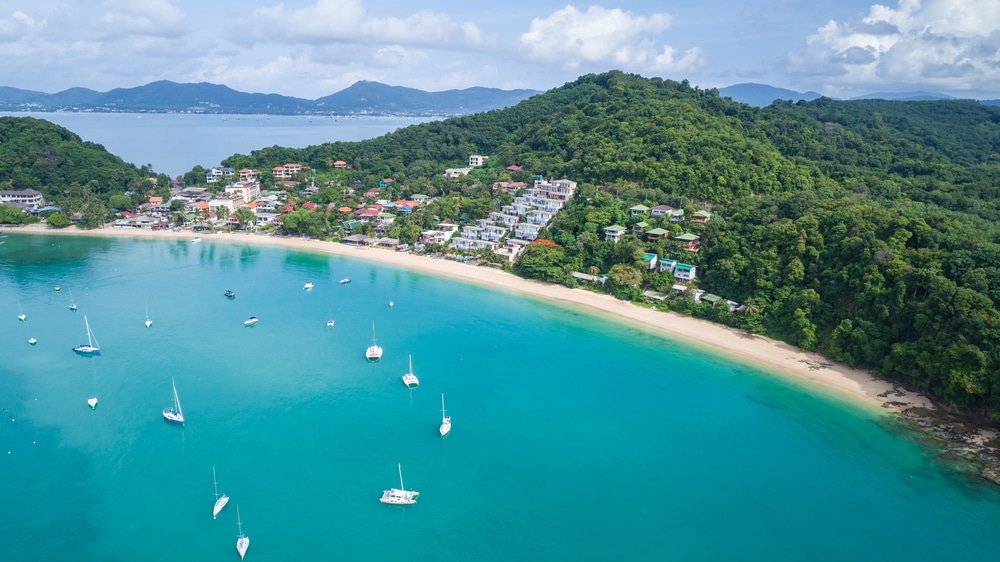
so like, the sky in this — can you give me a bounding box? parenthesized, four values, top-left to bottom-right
(2, 0, 999, 99)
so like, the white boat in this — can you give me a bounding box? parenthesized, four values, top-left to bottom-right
(144, 301, 153, 328)
(87, 397, 98, 409)
(388, 300, 395, 308)
(68, 289, 77, 311)
(439, 394, 451, 437)
(212, 466, 230, 519)
(162, 378, 184, 425)
(235, 505, 250, 560)
(402, 355, 419, 388)
(28, 337, 37, 345)
(339, 277, 351, 284)
(303, 281, 314, 290)
(17, 302, 25, 322)
(379, 463, 419, 505)
(191, 237, 201, 243)
(244, 316, 258, 327)
(73, 315, 101, 355)
(365, 321, 383, 361)
(326, 319, 335, 328)
(54, 286, 61, 292)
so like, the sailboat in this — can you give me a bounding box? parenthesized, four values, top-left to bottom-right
(87, 397, 98, 409)
(17, 302, 25, 322)
(144, 302, 153, 328)
(162, 378, 184, 425)
(439, 394, 452, 437)
(212, 466, 230, 519)
(68, 289, 77, 311)
(235, 505, 250, 560)
(402, 355, 419, 388)
(365, 321, 383, 361)
(379, 462, 419, 505)
(73, 315, 101, 355)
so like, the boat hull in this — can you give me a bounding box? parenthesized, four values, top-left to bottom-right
(162, 409, 184, 425)
(214, 496, 229, 519)
(73, 345, 101, 355)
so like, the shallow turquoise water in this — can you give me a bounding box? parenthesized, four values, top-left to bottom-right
(2, 233, 999, 561)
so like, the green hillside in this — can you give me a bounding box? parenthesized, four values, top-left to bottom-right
(0, 117, 156, 226)
(221, 72, 1000, 416)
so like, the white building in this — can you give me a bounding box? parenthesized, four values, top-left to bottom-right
(0, 189, 43, 210)
(468, 154, 489, 167)
(224, 181, 260, 203)
(444, 167, 473, 179)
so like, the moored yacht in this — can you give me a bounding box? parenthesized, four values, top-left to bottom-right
(402, 355, 419, 388)
(162, 378, 184, 425)
(244, 316, 258, 327)
(304, 281, 314, 290)
(365, 321, 383, 361)
(380, 463, 419, 505)
(439, 394, 451, 437)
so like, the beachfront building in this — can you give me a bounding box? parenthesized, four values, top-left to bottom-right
(0, 189, 44, 210)
(225, 181, 260, 203)
(513, 222, 543, 241)
(444, 167, 473, 179)
(112, 215, 169, 230)
(206, 166, 234, 183)
(604, 224, 626, 242)
(272, 163, 305, 179)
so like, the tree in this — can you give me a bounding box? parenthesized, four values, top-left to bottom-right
(46, 212, 71, 228)
(514, 241, 566, 282)
(607, 264, 643, 300)
(0, 204, 25, 224)
(233, 208, 256, 230)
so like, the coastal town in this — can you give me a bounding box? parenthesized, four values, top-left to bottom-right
(1, 153, 741, 311)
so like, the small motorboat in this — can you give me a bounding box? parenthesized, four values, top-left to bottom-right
(244, 316, 259, 327)
(224, 290, 236, 298)
(388, 300, 395, 308)
(326, 319, 335, 328)
(28, 337, 37, 345)
(191, 237, 201, 243)
(339, 278, 351, 284)
(304, 281, 314, 290)
(54, 286, 61, 292)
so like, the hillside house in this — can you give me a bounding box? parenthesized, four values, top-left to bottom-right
(333, 160, 349, 169)
(469, 155, 488, 167)
(645, 228, 669, 242)
(651, 205, 674, 218)
(604, 224, 626, 242)
(629, 204, 650, 217)
(272, 163, 304, 179)
(675, 232, 701, 252)
(691, 210, 713, 223)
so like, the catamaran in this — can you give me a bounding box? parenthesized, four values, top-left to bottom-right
(439, 394, 451, 437)
(402, 355, 419, 388)
(212, 466, 230, 519)
(144, 301, 153, 328)
(87, 397, 98, 409)
(235, 506, 250, 560)
(162, 378, 184, 425)
(365, 321, 383, 361)
(73, 315, 101, 355)
(380, 463, 419, 505)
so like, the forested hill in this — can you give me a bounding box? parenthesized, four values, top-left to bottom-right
(0, 117, 152, 226)
(224, 71, 999, 417)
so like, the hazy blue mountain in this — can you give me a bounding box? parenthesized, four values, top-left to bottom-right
(0, 80, 539, 116)
(313, 80, 538, 114)
(851, 91, 955, 101)
(718, 83, 822, 107)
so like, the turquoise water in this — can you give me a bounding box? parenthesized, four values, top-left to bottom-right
(2, 233, 1000, 561)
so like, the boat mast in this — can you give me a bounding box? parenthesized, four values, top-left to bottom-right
(84, 315, 93, 347)
(172, 378, 183, 418)
(397, 462, 405, 490)
(371, 321, 377, 345)
(408, 355, 413, 375)
(441, 394, 446, 420)
(213, 466, 220, 500)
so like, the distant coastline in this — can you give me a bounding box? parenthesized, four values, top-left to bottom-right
(9, 223, 933, 414)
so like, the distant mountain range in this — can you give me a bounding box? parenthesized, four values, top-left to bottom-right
(718, 82, 999, 107)
(0, 80, 540, 116)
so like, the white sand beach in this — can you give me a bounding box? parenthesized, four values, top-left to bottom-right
(12, 224, 932, 412)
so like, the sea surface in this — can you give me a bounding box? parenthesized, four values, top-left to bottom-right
(0, 112, 434, 177)
(2, 233, 1000, 561)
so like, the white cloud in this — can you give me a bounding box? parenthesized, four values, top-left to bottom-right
(518, 5, 701, 73)
(233, 0, 483, 50)
(0, 11, 44, 42)
(99, 0, 186, 39)
(789, 0, 1000, 94)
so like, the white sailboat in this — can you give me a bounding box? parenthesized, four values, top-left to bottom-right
(439, 394, 451, 437)
(402, 355, 419, 388)
(28, 337, 37, 345)
(73, 315, 101, 355)
(244, 316, 258, 327)
(17, 302, 26, 322)
(212, 466, 230, 519)
(380, 462, 419, 505)
(365, 321, 383, 361)
(235, 505, 250, 560)
(162, 378, 184, 425)
(68, 289, 77, 311)
(144, 301, 153, 328)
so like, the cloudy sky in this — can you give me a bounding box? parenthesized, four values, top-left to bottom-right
(2, 0, 998, 99)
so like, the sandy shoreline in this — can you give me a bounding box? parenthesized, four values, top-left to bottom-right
(8, 224, 933, 413)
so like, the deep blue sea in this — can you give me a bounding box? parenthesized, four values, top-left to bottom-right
(2, 233, 1000, 561)
(0, 112, 432, 177)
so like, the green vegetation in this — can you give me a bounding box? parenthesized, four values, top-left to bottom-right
(6, 72, 999, 418)
(0, 116, 160, 222)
